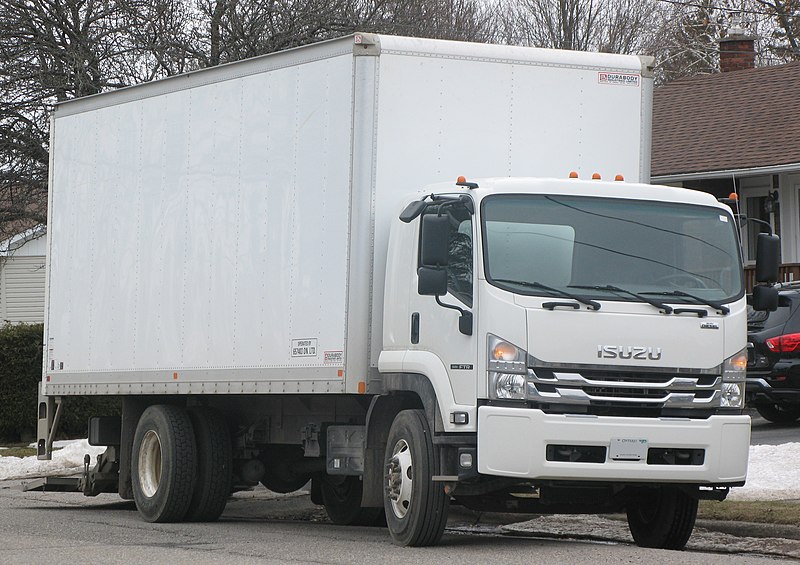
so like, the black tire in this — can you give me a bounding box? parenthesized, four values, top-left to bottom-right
(131, 405, 197, 523)
(756, 403, 800, 424)
(383, 409, 449, 546)
(260, 445, 311, 494)
(320, 475, 385, 526)
(626, 486, 698, 550)
(185, 407, 232, 522)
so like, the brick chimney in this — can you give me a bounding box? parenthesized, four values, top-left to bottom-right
(719, 27, 756, 72)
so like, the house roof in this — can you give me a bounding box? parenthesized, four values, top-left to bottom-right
(652, 61, 800, 178)
(0, 224, 46, 256)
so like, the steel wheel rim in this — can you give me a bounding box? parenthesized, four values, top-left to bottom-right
(138, 430, 163, 498)
(387, 439, 413, 519)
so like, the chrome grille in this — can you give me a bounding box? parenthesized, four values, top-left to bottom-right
(527, 367, 722, 409)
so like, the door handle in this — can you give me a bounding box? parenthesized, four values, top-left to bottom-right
(411, 312, 420, 344)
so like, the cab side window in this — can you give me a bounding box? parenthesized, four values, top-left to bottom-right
(447, 218, 473, 306)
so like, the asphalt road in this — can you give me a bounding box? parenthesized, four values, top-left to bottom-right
(0, 480, 795, 565)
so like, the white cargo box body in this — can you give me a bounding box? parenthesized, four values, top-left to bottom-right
(44, 34, 653, 396)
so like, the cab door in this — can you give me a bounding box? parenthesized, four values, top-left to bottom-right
(409, 204, 478, 407)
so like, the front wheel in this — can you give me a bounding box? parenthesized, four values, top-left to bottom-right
(626, 486, 697, 550)
(383, 409, 449, 546)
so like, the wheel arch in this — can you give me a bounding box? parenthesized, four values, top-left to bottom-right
(361, 374, 442, 507)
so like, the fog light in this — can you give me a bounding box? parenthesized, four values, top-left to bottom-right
(721, 382, 743, 408)
(459, 452, 473, 469)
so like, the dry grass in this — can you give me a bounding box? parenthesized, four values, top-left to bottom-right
(700, 500, 800, 525)
(0, 446, 38, 458)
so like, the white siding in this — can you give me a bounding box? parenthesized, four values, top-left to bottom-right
(0, 255, 46, 324)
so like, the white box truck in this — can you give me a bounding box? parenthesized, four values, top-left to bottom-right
(31, 33, 780, 549)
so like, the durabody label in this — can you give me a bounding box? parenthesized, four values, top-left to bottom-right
(598, 72, 640, 87)
(324, 350, 343, 364)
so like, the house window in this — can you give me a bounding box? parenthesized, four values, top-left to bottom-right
(744, 193, 780, 262)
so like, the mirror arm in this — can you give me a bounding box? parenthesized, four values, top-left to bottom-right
(435, 296, 473, 336)
(745, 217, 774, 236)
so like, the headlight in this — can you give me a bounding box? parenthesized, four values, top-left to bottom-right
(720, 382, 743, 408)
(493, 373, 527, 399)
(718, 348, 747, 408)
(488, 335, 528, 400)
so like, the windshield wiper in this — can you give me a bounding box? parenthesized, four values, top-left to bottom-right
(642, 290, 730, 315)
(493, 279, 601, 310)
(569, 284, 673, 314)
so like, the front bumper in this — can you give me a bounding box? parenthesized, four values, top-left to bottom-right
(477, 406, 750, 484)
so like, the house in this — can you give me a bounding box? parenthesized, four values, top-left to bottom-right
(651, 32, 800, 288)
(0, 225, 47, 324)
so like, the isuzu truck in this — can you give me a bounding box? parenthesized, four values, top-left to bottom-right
(31, 33, 779, 549)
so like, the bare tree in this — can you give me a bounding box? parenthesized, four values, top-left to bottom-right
(649, 0, 727, 83)
(0, 0, 132, 240)
(752, 0, 800, 61)
(499, 0, 659, 54)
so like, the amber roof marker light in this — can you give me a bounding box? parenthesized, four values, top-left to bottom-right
(456, 176, 479, 189)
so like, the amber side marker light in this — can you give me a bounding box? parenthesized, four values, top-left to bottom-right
(614, 174, 624, 181)
(568, 171, 579, 179)
(591, 173, 601, 180)
(492, 341, 519, 361)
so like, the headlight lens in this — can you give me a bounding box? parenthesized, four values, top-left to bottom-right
(488, 335, 528, 400)
(493, 373, 527, 399)
(720, 382, 743, 408)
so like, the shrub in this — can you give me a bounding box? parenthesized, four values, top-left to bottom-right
(0, 323, 118, 442)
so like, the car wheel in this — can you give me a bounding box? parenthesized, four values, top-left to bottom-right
(756, 403, 800, 423)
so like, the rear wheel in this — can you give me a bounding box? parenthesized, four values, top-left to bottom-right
(383, 409, 449, 546)
(626, 486, 697, 550)
(131, 405, 196, 523)
(185, 407, 232, 522)
(756, 403, 800, 423)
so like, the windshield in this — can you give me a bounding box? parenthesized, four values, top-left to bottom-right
(481, 194, 743, 303)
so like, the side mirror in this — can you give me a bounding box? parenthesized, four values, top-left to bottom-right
(752, 284, 779, 312)
(459, 311, 473, 336)
(418, 266, 447, 296)
(420, 214, 450, 267)
(755, 233, 780, 283)
(399, 200, 428, 223)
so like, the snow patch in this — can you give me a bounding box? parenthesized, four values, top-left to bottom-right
(728, 442, 800, 500)
(0, 440, 105, 481)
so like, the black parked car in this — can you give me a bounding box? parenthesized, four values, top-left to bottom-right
(747, 283, 800, 423)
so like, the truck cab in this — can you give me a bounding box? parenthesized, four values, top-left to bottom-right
(376, 176, 752, 548)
